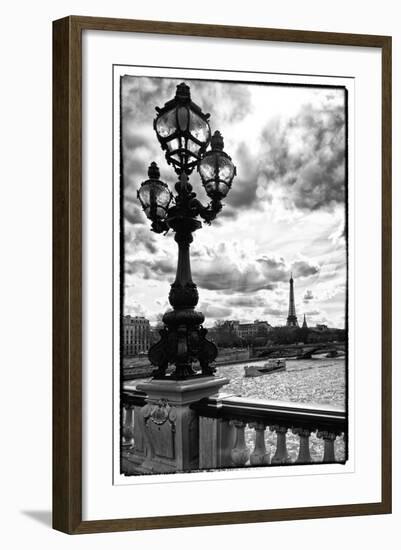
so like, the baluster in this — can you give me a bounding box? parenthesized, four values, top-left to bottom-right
(317, 431, 337, 462)
(292, 428, 312, 463)
(270, 425, 290, 464)
(122, 405, 135, 448)
(249, 422, 270, 465)
(230, 420, 250, 467)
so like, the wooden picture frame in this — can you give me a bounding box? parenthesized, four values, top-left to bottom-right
(53, 15, 392, 534)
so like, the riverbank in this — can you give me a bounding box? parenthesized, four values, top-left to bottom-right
(122, 350, 259, 380)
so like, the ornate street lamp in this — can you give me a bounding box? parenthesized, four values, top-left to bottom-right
(137, 82, 237, 379)
(154, 82, 211, 175)
(198, 130, 237, 201)
(137, 161, 172, 233)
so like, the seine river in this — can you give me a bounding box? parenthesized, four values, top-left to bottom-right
(217, 356, 346, 408)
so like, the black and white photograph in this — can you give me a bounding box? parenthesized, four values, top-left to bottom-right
(0, 1, 394, 545)
(120, 73, 348, 476)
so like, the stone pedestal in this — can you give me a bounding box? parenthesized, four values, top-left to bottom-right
(135, 376, 228, 474)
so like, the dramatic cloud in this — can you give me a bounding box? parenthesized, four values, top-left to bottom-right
(223, 142, 259, 214)
(124, 302, 146, 317)
(187, 243, 317, 293)
(292, 260, 320, 278)
(303, 290, 314, 302)
(121, 77, 253, 216)
(263, 306, 284, 317)
(125, 226, 160, 256)
(304, 309, 321, 317)
(259, 97, 346, 212)
(125, 230, 322, 303)
(329, 221, 346, 246)
(192, 244, 282, 292)
(124, 198, 147, 226)
(199, 302, 233, 319)
(122, 78, 345, 219)
(122, 77, 176, 125)
(122, 76, 252, 128)
(189, 80, 252, 126)
(225, 295, 267, 308)
(256, 256, 288, 282)
(126, 255, 176, 279)
(317, 283, 346, 303)
(121, 77, 347, 328)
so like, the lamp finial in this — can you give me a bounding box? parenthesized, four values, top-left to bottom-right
(175, 82, 191, 102)
(211, 130, 224, 151)
(148, 161, 160, 179)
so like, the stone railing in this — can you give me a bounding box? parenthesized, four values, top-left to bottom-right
(121, 387, 347, 474)
(192, 394, 347, 469)
(121, 389, 147, 474)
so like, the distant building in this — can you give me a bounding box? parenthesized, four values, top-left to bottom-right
(123, 315, 150, 356)
(208, 319, 273, 346)
(302, 314, 308, 329)
(235, 320, 273, 339)
(223, 320, 240, 332)
(286, 273, 299, 327)
(314, 324, 328, 332)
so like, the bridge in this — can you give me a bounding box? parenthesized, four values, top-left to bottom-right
(255, 342, 346, 360)
(122, 387, 347, 474)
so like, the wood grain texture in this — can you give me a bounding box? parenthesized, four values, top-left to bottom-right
(52, 16, 82, 534)
(67, 15, 390, 46)
(381, 36, 392, 514)
(52, 16, 392, 534)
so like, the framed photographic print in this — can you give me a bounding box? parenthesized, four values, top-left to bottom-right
(53, 16, 392, 534)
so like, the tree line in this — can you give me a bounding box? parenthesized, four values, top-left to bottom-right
(208, 321, 346, 349)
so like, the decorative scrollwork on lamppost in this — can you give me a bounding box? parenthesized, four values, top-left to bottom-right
(137, 82, 237, 380)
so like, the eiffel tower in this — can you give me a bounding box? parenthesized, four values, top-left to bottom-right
(286, 273, 299, 327)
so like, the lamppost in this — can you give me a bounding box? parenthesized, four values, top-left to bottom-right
(137, 82, 236, 380)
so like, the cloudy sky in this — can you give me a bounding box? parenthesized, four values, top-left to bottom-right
(121, 75, 347, 329)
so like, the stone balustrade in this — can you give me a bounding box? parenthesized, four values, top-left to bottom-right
(192, 394, 347, 468)
(121, 389, 147, 473)
(121, 386, 347, 474)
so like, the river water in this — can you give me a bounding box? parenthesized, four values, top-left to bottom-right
(217, 356, 346, 408)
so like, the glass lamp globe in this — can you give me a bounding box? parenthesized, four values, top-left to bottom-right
(137, 162, 172, 221)
(154, 82, 211, 175)
(198, 131, 236, 200)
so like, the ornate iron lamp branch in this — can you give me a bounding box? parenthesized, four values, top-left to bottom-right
(137, 83, 236, 379)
